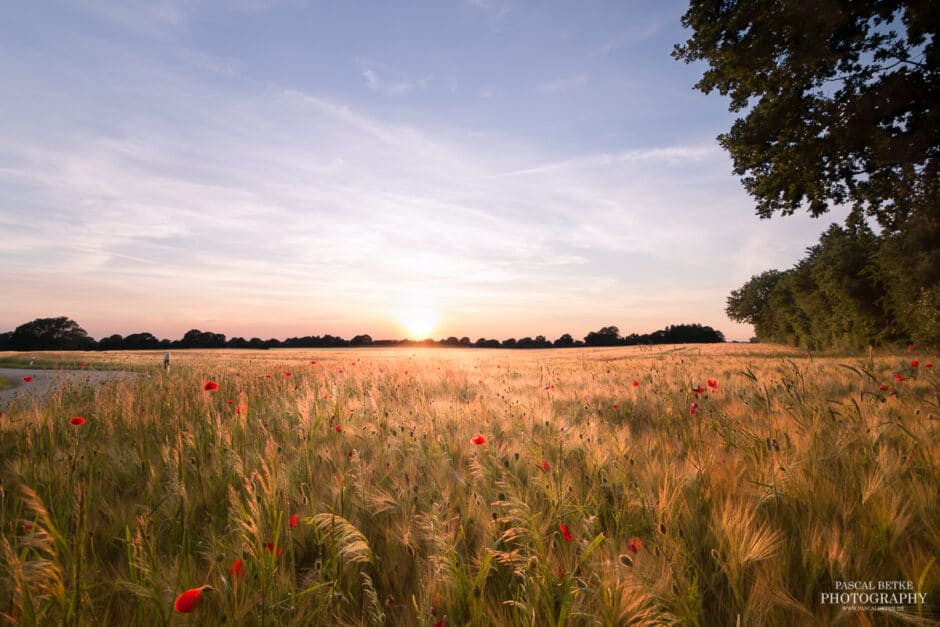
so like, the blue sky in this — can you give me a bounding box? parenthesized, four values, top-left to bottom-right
(1, 0, 847, 342)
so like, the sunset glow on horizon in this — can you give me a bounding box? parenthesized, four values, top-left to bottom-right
(397, 308, 440, 340)
(0, 1, 851, 343)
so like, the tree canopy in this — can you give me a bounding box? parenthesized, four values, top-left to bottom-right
(674, 0, 938, 230)
(724, 220, 923, 348)
(9, 316, 96, 351)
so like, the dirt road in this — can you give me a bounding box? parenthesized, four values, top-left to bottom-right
(0, 368, 134, 410)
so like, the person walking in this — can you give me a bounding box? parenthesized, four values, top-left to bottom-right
(163, 352, 170, 371)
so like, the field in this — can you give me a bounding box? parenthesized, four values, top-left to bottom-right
(1, 345, 938, 626)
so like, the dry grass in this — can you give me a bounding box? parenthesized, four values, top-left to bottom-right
(0, 344, 937, 625)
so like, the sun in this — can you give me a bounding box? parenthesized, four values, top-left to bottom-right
(398, 307, 439, 339)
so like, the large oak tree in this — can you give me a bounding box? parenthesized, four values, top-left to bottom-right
(674, 0, 938, 230)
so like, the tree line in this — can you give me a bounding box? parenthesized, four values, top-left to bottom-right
(726, 216, 938, 350)
(0, 317, 725, 351)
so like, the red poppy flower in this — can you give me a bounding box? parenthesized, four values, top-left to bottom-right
(289, 514, 299, 528)
(174, 587, 207, 613)
(560, 523, 572, 542)
(203, 381, 219, 391)
(926, 363, 933, 369)
(334, 424, 342, 433)
(434, 619, 445, 627)
(69, 416, 86, 426)
(265, 542, 281, 557)
(707, 379, 718, 390)
(693, 386, 705, 396)
(540, 459, 551, 471)
(895, 374, 904, 382)
(878, 384, 889, 391)
(471, 433, 487, 445)
(627, 536, 643, 554)
(690, 402, 699, 416)
(611, 404, 618, 410)
(24, 523, 33, 533)
(80, 362, 86, 369)
(911, 360, 919, 367)
(22, 376, 32, 383)
(284, 372, 291, 378)
(235, 404, 248, 415)
(542, 384, 554, 390)
(632, 380, 639, 387)
(310, 360, 317, 365)
(229, 558, 244, 580)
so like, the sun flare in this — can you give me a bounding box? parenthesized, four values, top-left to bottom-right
(398, 308, 439, 339)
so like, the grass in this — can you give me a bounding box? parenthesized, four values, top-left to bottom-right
(0, 375, 14, 392)
(0, 345, 937, 625)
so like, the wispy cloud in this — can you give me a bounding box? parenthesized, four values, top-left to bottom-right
(77, 0, 308, 29)
(589, 13, 671, 57)
(359, 61, 433, 96)
(175, 48, 245, 78)
(464, 0, 513, 19)
(74, 0, 190, 32)
(494, 143, 720, 178)
(362, 68, 413, 95)
(537, 74, 589, 93)
(281, 89, 407, 144)
(232, 0, 311, 14)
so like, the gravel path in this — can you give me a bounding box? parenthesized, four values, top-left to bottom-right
(0, 368, 135, 410)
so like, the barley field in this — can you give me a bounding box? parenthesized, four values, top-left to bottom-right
(1, 345, 937, 626)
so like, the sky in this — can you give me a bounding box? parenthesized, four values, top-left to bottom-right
(0, 0, 849, 343)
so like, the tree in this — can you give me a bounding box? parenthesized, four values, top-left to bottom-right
(876, 207, 940, 342)
(659, 323, 726, 343)
(123, 332, 161, 349)
(180, 329, 226, 348)
(350, 334, 373, 346)
(10, 316, 96, 350)
(805, 221, 889, 346)
(98, 334, 124, 350)
(584, 326, 621, 346)
(726, 270, 786, 328)
(553, 333, 575, 347)
(726, 220, 909, 348)
(674, 0, 939, 231)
